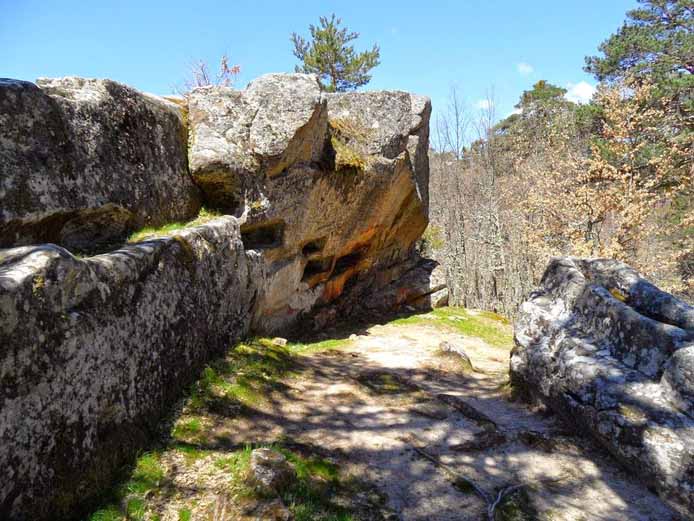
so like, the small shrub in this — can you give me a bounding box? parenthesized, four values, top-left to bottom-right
(329, 117, 372, 173)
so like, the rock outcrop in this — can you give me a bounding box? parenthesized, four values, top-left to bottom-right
(188, 74, 431, 332)
(0, 77, 201, 251)
(0, 73, 433, 520)
(510, 257, 694, 515)
(0, 217, 261, 520)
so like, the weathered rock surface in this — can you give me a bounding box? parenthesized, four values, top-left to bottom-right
(510, 257, 694, 515)
(0, 216, 262, 520)
(187, 74, 327, 211)
(0, 77, 201, 251)
(188, 73, 432, 332)
(0, 72, 435, 520)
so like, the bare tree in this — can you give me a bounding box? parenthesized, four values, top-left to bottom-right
(434, 85, 470, 159)
(428, 87, 543, 316)
(175, 54, 240, 96)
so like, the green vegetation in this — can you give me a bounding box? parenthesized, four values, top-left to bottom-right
(287, 337, 353, 355)
(88, 452, 165, 521)
(391, 307, 513, 348)
(291, 14, 380, 92)
(517, 79, 568, 107)
(215, 442, 356, 518)
(177, 336, 355, 417)
(171, 417, 204, 442)
(87, 328, 381, 520)
(89, 507, 122, 521)
(328, 117, 372, 173)
(127, 207, 223, 243)
(279, 449, 356, 521)
(585, 0, 693, 88)
(182, 339, 297, 413)
(90, 442, 376, 521)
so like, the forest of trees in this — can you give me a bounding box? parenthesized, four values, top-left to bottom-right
(427, 0, 693, 316)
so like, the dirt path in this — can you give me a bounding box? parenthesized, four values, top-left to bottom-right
(90, 309, 683, 521)
(214, 310, 680, 520)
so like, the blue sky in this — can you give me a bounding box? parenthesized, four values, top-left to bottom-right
(2, 0, 637, 123)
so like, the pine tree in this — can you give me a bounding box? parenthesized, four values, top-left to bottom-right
(291, 14, 380, 92)
(585, 0, 693, 82)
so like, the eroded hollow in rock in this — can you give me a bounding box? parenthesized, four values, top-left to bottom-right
(241, 220, 285, 250)
(192, 167, 243, 215)
(333, 248, 367, 276)
(0, 203, 136, 254)
(301, 237, 327, 256)
(302, 256, 334, 283)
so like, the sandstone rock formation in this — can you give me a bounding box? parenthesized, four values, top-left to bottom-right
(510, 257, 694, 515)
(0, 73, 433, 520)
(0, 77, 201, 251)
(188, 73, 431, 332)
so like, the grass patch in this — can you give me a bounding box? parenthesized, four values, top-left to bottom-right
(280, 449, 377, 521)
(356, 370, 418, 396)
(87, 337, 386, 520)
(180, 336, 355, 416)
(88, 452, 165, 521)
(277, 446, 361, 521)
(391, 307, 512, 348)
(88, 507, 122, 521)
(172, 443, 210, 464)
(214, 444, 256, 498)
(213, 443, 358, 520)
(128, 207, 223, 243)
(125, 452, 165, 495)
(171, 417, 205, 442)
(214, 443, 383, 519)
(186, 338, 297, 412)
(287, 337, 353, 355)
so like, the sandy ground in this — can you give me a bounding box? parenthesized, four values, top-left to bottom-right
(207, 313, 683, 521)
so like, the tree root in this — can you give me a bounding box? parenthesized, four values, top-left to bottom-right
(401, 433, 565, 520)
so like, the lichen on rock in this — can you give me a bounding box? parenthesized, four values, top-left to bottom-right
(0, 72, 438, 521)
(510, 257, 694, 516)
(0, 77, 201, 252)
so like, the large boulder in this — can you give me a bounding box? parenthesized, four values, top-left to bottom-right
(510, 257, 694, 515)
(0, 77, 201, 251)
(187, 73, 327, 211)
(188, 73, 431, 332)
(0, 217, 262, 520)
